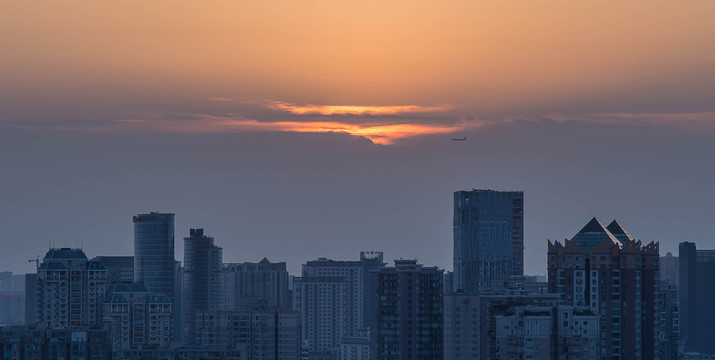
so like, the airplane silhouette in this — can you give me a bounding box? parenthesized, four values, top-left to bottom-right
(452, 137, 467, 141)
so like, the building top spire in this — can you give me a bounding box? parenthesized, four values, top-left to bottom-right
(570, 217, 622, 249)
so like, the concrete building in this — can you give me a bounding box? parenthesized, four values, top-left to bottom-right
(103, 283, 173, 350)
(294, 252, 385, 359)
(92, 255, 134, 289)
(680, 241, 715, 355)
(368, 259, 443, 360)
(655, 282, 680, 360)
(195, 309, 301, 359)
(183, 228, 224, 344)
(133, 212, 178, 341)
(453, 189, 524, 293)
(443, 292, 480, 360)
(340, 329, 370, 360)
(0, 272, 13, 292)
(24, 273, 37, 325)
(225, 258, 291, 311)
(35, 248, 107, 328)
(548, 218, 659, 360)
(293, 276, 348, 358)
(660, 252, 679, 287)
(0, 325, 112, 360)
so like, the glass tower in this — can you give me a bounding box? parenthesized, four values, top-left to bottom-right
(453, 189, 524, 294)
(133, 212, 176, 301)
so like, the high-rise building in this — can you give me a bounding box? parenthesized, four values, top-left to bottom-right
(660, 251, 679, 287)
(453, 189, 524, 293)
(655, 282, 679, 360)
(102, 283, 173, 350)
(368, 259, 443, 360)
(679, 241, 715, 355)
(294, 252, 385, 359)
(92, 255, 134, 289)
(224, 258, 291, 311)
(36, 248, 108, 328)
(294, 276, 348, 358)
(133, 212, 178, 341)
(548, 218, 659, 360)
(183, 228, 224, 344)
(24, 273, 37, 325)
(0, 271, 13, 292)
(195, 309, 301, 359)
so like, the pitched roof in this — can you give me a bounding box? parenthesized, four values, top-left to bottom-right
(570, 217, 622, 249)
(259, 257, 271, 264)
(606, 220, 635, 243)
(43, 248, 88, 261)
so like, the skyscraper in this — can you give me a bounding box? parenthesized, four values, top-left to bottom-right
(453, 189, 524, 293)
(679, 241, 715, 354)
(133, 212, 177, 341)
(36, 248, 107, 328)
(183, 228, 224, 344)
(224, 258, 291, 311)
(547, 218, 659, 360)
(368, 259, 444, 360)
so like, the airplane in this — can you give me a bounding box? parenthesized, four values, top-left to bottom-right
(452, 137, 467, 141)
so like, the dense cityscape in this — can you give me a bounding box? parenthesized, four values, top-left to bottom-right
(0, 189, 707, 359)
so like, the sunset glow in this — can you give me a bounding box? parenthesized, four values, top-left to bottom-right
(267, 102, 453, 116)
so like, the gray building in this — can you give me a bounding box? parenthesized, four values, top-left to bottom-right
(660, 251, 679, 287)
(368, 259, 443, 360)
(655, 282, 679, 360)
(24, 273, 37, 325)
(103, 283, 173, 350)
(183, 228, 224, 344)
(92, 255, 134, 288)
(548, 218, 659, 360)
(195, 309, 301, 359)
(225, 258, 291, 311)
(680, 241, 715, 355)
(133, 212, 178, 341)
(36, 248, 107, 328)
(0, 271, 13, 292)
(453, 189, 524, 293)
(0, 325, 112, 360)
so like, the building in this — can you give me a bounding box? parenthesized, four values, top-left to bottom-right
(183, 228, 225, 344)
(103, 283, 173, 350)
(548, 218, 659, 360)
(35, 248, 107, 328)
(92, 255, 134, 288)
(294, 252, 385, 359)
(660, 252, 679, 287)
(293, 276, 348, 358)
(0, 272, 13, 292)
(453, 189, 524, 293)
(133, 212, 178, 341)
(443, 292, 480, 360)
(368, 259, 443, 360)
(655, 282, 679, 360)
(24, 273, 37, 325)
(224, 258, 291, 311)
(340, 329, 370, 360)
(195, 309, 301, 359)
(0, 325, 112, 360)
(680, 241, 715, 355)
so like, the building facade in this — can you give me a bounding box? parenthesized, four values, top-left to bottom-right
(547, 218, 659, 360)
(660, 252, 679, 287)
(195, 309, 301, 359)
(183, 228, 225, 344)
(679, 241, 715, 355)
(133, 212, 178, 342)
(36, 248, 107, 328)
(368, 259, 443, 360)
(225, 258, 291, 311)
(102, 283, 173, 350)
(655, 282, 680, 360)
(453, 189, 524, 293)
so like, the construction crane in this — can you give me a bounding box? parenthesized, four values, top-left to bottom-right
(28, 255, 39, 271)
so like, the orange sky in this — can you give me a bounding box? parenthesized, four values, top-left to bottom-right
(1, 1, 714, 143)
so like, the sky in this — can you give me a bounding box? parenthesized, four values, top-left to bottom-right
(1, 1, 714, 275)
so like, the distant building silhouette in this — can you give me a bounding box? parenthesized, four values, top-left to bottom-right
(655, 282, 679, 360)
(133, 212, 178, 341)
(660, 251, 679, 287)
(679, 241, 715, 355)
(548, 218, 659, 360)
(453, 189, 524, 293)
(183, 228, 224, 344)
(368, 259, 443, 360)
(102, 283, 173, 350)
(224, 258, 291, 311)
(24, 273, 37, 325)
(36, 248, 107, 328)
(294, 252, 385, 359)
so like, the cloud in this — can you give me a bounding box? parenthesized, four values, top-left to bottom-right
(266, 101, 453, 116)
(548, 112, 715, 131)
